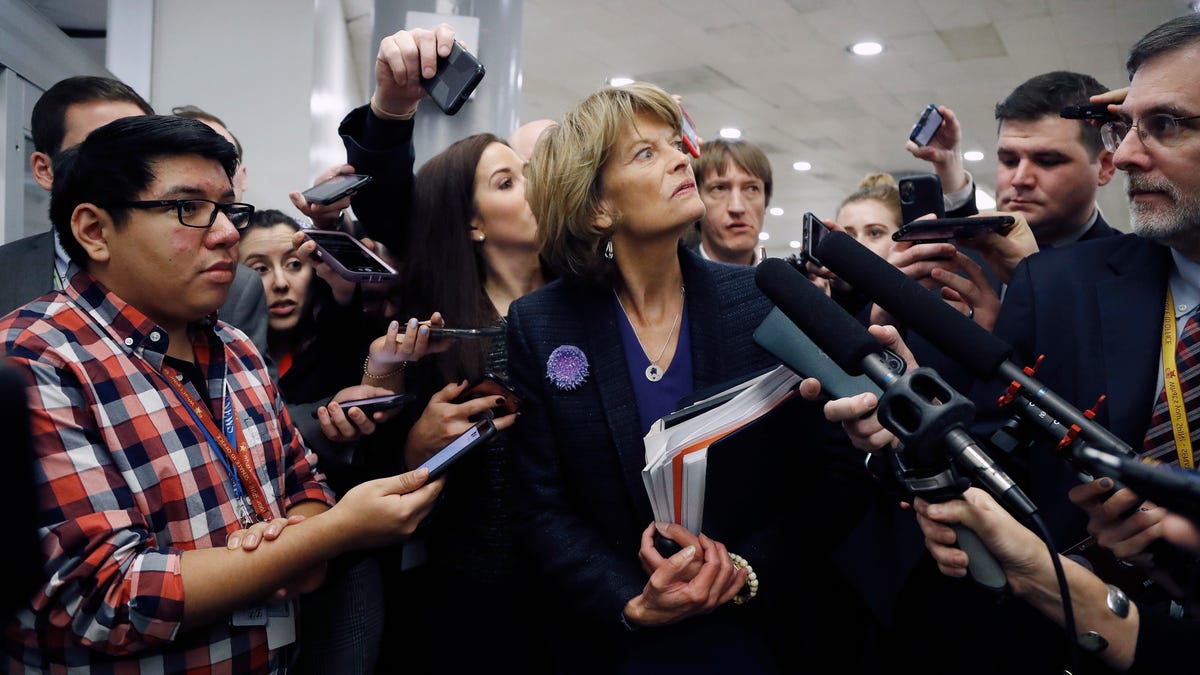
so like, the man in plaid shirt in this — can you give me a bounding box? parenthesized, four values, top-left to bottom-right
(0, 114, 442, 673)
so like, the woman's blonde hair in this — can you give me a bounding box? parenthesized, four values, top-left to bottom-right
(838, 172, 903, 228)
(526, 82, 681, 283)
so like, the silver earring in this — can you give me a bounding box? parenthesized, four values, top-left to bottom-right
(604, 240, 614, 260)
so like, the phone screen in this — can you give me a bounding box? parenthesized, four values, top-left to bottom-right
(306, 231, 394, 275)
(910, 105, 944, 146)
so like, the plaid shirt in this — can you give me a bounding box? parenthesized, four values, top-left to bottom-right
(0, 271, 335, 674)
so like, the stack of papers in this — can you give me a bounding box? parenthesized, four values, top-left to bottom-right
(642, 365, 802, 534)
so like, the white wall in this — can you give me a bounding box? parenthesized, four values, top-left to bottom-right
(150, 0, 317, 218)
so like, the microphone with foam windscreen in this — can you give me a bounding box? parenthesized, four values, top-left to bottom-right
(755, 258, 1038, 591)
(813, 230, 1139, 464)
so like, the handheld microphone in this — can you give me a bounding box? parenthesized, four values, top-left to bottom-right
(756, 258, 1034, 591)
(813, 230, 1139, 463)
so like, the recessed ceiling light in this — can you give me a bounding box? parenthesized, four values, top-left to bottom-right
(719, 127, 742, 139)
(793, 161, 812, 171)
(769, 207, 784, 216)
(976, 189, 997, 210)
(849, 41, 883, 56)
(758, 232, 770, 241)
(608, 76, 634, 86)
(788, 240, 801, 249)
(963, 150, 985, 162)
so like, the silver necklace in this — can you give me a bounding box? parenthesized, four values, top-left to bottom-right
(614, 284, 684, 382)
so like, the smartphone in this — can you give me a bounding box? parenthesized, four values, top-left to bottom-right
(800, 212, 834, 268)
(892, 215, 1016, 243)
(302, 229, 398, 283)
(680, 106, 701, 158)
(456, 374, 521, 415)
(418, 418, 497, 480)
(909, 104, 945, 147)
(421, 41, 486, 115)
(300, 174, 372, 206)
(898, 173, 946, 225)
(427, 326, 505, 340)
(1060, 103, 1117, 122)
(311, 392, 415, 418)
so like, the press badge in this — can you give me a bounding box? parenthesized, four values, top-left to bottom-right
(231, 600, 296, 648)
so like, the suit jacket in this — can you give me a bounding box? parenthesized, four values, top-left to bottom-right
(0, 231, 270, 361)
(338, 104, 416, 256)
(506, 248, 870, 672)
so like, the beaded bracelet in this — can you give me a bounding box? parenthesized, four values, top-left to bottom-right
(362, 356, 405, 381)
(728, 552, 759, 605)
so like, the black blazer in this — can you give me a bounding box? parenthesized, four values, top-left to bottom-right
(506, 248, 870, 671)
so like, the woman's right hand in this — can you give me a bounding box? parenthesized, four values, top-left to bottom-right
(403, 380, 517, 468)
(622, 522, 746, 628)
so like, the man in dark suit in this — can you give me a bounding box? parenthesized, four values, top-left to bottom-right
(827, 17, 1200, 671)
(682, 138, 772, 266)
(0, 76, 268, 359)
(909, 70, 1119, 249)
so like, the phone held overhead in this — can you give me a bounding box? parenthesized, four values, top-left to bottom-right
(679, 105, 701, 158)
(1059, 103, 1117, 123)
(302, 229, 399, 283)
(421, 41, 486, 115)
(300, 174, 372, 205)
(909, 103, 944, 147)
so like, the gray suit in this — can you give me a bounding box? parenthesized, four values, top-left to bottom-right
(0, 231, 270, 361)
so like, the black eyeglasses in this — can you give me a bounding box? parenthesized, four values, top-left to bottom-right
(1100, 113, 1200, 152)
(107, 199, 256, 230)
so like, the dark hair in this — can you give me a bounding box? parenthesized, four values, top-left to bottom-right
(691, 138, 773, 205)
(402, 133, 505, 384)
(994, 71, 1108, 157)
(31, 76, 153, 154)
(172, 104, 243, 161)
(1126, 14, 1200, 79)
(50, 115, 238, 268)
(241, 209, 330, 355)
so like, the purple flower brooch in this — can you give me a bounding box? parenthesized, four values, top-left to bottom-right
(546, 345, 589, 391)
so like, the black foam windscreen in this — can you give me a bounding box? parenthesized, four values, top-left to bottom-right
(815, 231, 1012, 378)
(754, 258, 881, 376)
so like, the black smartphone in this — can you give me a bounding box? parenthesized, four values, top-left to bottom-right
(421, 41, 486, 115)
(300, 174, 372, 206)
(800, 212, 834, 268)
(312, 392, 415, 418)
(455, 373, 521, 416)
(892, 215, 1015, 243)
(418, 418, 497, 480)
(909, 104, 944, 147)
(898, 173, 946, 225)
(680, 106, 701, 158)
(302, 229, 399, 283)
(1060, 103, 1117, 122)
(427, 326, 505, 340)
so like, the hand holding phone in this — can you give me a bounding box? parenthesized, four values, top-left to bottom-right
(418, 419, 497, 479)
(303, 229, 398, 283)
(421, 41, 486, 115)
(891, 215, 1015, 243)
(899, 174, 946, 225)
(910, 104, 945, 147)
(301, 174, 372, 206)
(454, 374, 521, 416)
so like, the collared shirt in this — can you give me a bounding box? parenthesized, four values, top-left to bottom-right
(1153, 249, 1200, 400)
(698, 240, 761, 266)
(0, 271, 334, 674)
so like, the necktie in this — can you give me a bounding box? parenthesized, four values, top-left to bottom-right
(1142, 313, 1200, 466)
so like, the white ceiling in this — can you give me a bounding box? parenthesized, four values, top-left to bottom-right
(514, 0, 1189, 257)
(26, 0, 1194, 258)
